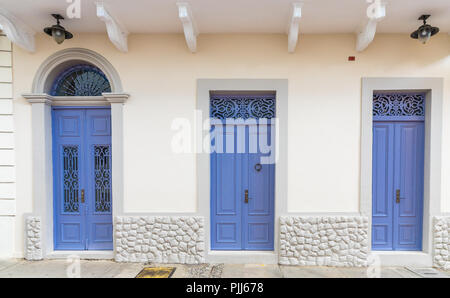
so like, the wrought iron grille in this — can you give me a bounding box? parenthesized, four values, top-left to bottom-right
(62, 146, 79, 213)
(373, 93, 425, 118)
(210, 95, 275, 119)
(51, 64, 111, 96)
(94, 145, 112, 213)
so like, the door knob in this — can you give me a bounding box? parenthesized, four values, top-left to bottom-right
(395, 189, 400, 204)
(81, 189, 85, 203)
(244, 189, 250, 204)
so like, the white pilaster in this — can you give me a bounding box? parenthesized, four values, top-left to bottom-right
(23, 93, 54, 258)
(103, 93, 129, 216)
(0, 34, 14, 258)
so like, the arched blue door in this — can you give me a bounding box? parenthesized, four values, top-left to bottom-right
(52, 65, 113, 250)
(210, 94, 275, 250)
(372, 93, 425, 251)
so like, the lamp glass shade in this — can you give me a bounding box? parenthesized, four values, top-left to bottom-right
(52, 27, 65, 44)
(418, 27, 431, 44)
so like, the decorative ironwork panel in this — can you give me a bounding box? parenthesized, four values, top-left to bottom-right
(210, 96, 275, 119)
(94, 145, 112, 213)
(62, 146, 79, 213)
(373, 93, 425, 118)
(51, 64, 111, 96)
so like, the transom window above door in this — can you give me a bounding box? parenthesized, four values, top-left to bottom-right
(50, 64, 111, 96)
(373, 93, 425, 121)
(210, 94, 276, 119)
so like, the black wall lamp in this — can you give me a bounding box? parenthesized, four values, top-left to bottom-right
(410, 15, 439, 44)
(44, 14, 73, 44)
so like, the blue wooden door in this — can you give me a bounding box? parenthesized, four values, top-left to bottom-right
(243, 124, 275, 250)
(210, 94, 275, 251)
(53, 107, 113, 250)
(372, 121, 425, 251)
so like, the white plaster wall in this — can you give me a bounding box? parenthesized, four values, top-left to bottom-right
(11, 33, 450, 256)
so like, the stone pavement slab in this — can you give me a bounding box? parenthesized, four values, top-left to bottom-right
(280, 266, 347, 278)
(0, 259, 22, 272)
(0, 259, 448, 278)
(0, 259, 145, 278)
(221, 264, 282, 278)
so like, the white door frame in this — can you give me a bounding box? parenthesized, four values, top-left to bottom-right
(360, 77, 443, 266)
(197, 79, 288, 263)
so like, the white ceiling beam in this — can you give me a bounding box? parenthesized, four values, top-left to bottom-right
(287, 2, 303, 53)
(0, 7, 35, 52)
(96, 2, 129, 52)
(177, 2, 198, 53)
(356, 1, 386, 52)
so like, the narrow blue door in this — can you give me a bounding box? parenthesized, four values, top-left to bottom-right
(243, 124, 275, 250)
(210, 95, 275, 250)
(372, 93, 425, 251)
(53, 107, 113, 250)
(393, 122, 424, 250)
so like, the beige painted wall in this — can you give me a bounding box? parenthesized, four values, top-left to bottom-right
(12, 33, 450, 254)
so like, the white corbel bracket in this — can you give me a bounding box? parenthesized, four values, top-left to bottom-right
(287, 3, 302, 53)
(0, 8, 35, 52)
(177, 2, 198, 53)
(356, 1, 386, 52)
(96, 2, 128, 52)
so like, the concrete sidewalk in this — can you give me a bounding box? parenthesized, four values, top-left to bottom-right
(0, 259, 448, 278)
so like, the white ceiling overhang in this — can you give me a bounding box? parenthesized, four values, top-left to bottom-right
(0, 0, 448, 52)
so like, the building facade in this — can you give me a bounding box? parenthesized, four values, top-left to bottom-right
(0, 0, 449, 269)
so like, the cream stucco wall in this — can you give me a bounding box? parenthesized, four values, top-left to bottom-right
(12, 33, 450, 255)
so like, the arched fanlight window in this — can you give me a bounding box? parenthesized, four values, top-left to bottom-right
(50, 64, 111, 96)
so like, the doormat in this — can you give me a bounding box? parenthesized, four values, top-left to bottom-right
(135, 267, 176, 278)
(405, 267, 450, 278)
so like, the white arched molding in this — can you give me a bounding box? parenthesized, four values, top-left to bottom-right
(21, 48, 128, 259)
(31, 48, 123, 94)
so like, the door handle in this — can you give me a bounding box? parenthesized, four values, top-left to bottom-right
(395, 189, 400, 204)
(244, 189, 249, 204)
(81, 189, 85, 203)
